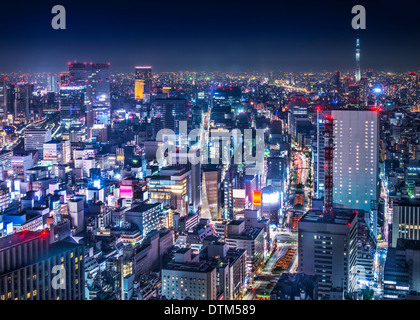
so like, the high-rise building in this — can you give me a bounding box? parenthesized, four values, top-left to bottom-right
(298, 209, 358, 299)
(59, 85, 87, 140)
(211, 86, 241, 125)
(47, 74, 59, 93)
(60, 73, 69, 86)
(68, 61, 88, 85)
(86, 63, 110, 131)
(14, 82, 32, 123)
(391, 199, 420, 248)
(383, 239, 420, 300)
(87, 63, 110, 107)
(355, 38, 361, 82)
(24, 129, 52, 159)
(201, 165, 222, 221)
(62, 61, 109, 140)
(134, 66, 152, 101)
(334, 70, 341, 92)
(331, 109, 379, 213)
(315, 107, 326, 199)
(0, 78, 7, 124)
(152, 98, 187, 133)
(0, 230, 85, 300)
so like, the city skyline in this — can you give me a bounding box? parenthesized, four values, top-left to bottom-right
(0, 0, 419, 73)
(0, 0, 420, 305)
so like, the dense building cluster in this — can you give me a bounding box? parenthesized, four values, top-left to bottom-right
(0, 46, 419, 300)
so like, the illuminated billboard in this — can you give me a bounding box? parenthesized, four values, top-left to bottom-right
(233, 189, 246, 199)
(262, 191, 280, 205)
(252, 191, 261, 206)
(120, 185, 133, 199)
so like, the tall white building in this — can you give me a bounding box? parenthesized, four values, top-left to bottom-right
(0, 78, 7, 124)
(331, 109, 379, 213)
(47, 74, 59, 93)
(24, 129, 52, 159)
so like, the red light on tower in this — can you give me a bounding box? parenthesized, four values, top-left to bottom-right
(253, 191, 261, 206)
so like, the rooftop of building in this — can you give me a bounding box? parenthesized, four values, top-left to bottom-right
(299, 208, 357, 226)
(164, 259, 216, 274)
(0, 230, 46, 251)
(271, 272, 317, 300)
(27, 166, 49, 171)
(396, 238, 420, 251)
(126, 202, 161, 213)
(48, 237, 82, 257)
(24, 128, 50, 132)
(393, 199, 420, 207)
(226, 226, 263, 241)
(228, 220, 244, 226)
(44, 140, 64, 144)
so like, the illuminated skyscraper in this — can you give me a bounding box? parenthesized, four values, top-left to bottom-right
(68, 61, 88, 85)
(86, 63, 110, 131)
(355, 38, 361, 82)
(152, 98, 187, 133)
(315, 107, 326, 199)
(0, 78, 6, 124)
(14, 82, 32, 124)
(210, 86, 241, 125)
(298, 210, 358, 299)
(332, 108, 379, 213)
(59, 85, 87, 140)
(87, 63, 110, 107)
(134, 66, 152, 101)
(47, 74, 59, 93)
(0, 230, 85, 300)
(60, 73, 69, 86)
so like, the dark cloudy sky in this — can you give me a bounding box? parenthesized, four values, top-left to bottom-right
(0, 0, 419, 73)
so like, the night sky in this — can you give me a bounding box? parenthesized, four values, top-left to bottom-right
(0, 0, 419, 73)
